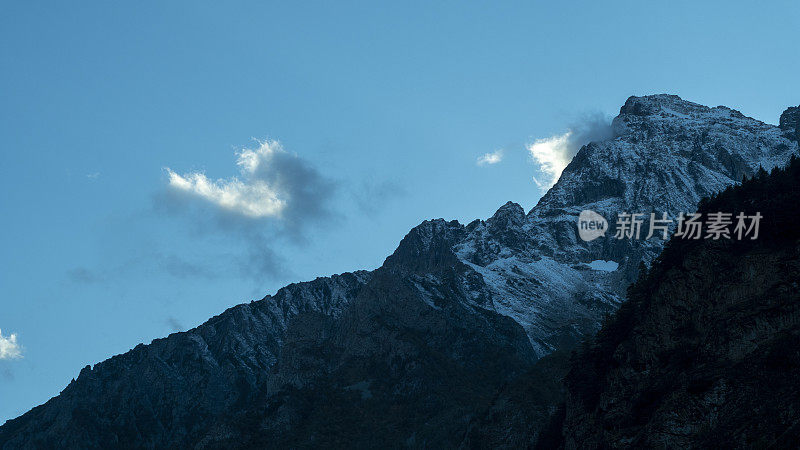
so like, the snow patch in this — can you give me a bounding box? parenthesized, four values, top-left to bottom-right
(585, 260, 619, 272)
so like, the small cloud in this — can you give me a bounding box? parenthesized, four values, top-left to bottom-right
(159, 255, 216, 279)
(165, 317, 184, 332)
(67, 267, 104, 284)
(528, 132, 574, 187)
(352, 179, 407, 215)
(67, 253, 219, 284)
(477, 149, 504, 166)
(236, 235, 292, 280)
(0, 329, 22, 360)
(86, 172, 100, 180)
(527, 113, 612, 189)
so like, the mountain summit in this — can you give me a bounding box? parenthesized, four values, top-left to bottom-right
(1, 95, 797, 448)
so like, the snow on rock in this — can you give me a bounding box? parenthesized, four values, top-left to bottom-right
(585, 260, 619, 272)
(449, 94, 798, 355)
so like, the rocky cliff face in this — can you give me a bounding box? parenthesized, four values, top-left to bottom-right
(1, 95, 797, 448)
(781, 106, 800, 141)
(554, 158, 800, 449)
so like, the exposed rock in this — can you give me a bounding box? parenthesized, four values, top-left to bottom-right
(780, 105, 800, 141)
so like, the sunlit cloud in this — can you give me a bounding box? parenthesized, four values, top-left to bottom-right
(163, 138, 336, 232)
(528, 132, 573, 187)
(527, 114, 612, 189)
(160, 138, 337, 279)
(165, 140, 288, 218)
(0, 329, 22, 360)
(477, 149, 504, 166)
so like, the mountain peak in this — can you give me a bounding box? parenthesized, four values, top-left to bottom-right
(488, 201, 524, 228)
(619, 94, 685, 115)
(618, 93, 734, 118)
(618, 94, 747, 120)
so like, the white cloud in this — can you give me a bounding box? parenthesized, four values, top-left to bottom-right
(0, 329, 22, 359)
(161, 138, 337, 278)
(165, 140, 289, 219)
(477, 149, 504, 166)
(527, 131, 574, 188)
(527, 114, 613, 189)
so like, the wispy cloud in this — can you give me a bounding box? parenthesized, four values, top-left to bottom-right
(66, 252, 218, 284)
(165, 317, 184, 332)
(528, 113, 612, 189)
(67, 267, 104, 284)
(352, 178, 406, 215)
(0, 329, 22, 360)
(477, 149, 504, 166)
(159, 255, 217, 279)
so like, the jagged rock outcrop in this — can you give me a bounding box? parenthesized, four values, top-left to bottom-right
(1, 95, 797, 448)
(781, 105, 800, 141)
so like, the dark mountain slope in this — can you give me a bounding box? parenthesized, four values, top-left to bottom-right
(1, 221, 538, 449)
(554, 157, 800, 448)
(460, 349, 571, 449)
(0, 272, 371, 449)
(221, 227, 538, 448)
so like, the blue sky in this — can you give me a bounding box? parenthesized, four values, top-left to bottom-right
(1, 1, 798, 423)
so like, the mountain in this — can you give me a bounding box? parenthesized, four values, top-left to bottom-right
(465, 94, 797, 355)
(1, 95, 797, 448)
(546, 157, 800, 448)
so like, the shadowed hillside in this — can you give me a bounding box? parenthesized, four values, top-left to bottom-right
(548, 156, 800, 448)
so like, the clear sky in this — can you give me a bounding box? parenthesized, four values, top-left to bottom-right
(1, 0, 798, 423)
